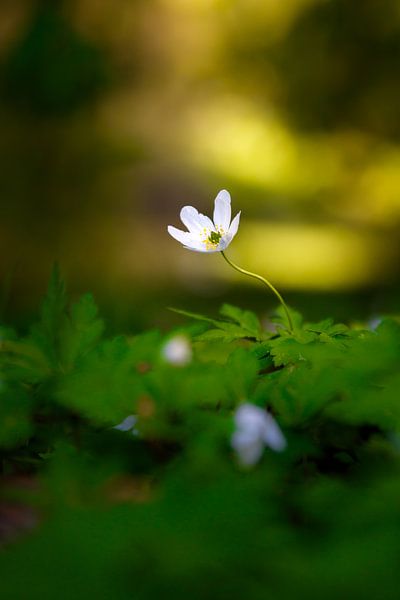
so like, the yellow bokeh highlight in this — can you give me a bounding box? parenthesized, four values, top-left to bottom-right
(186, 98, 345, 196)
(354, 148, 400, 224)
(185, 97, 400, 225)
(225, 222, 394, 290)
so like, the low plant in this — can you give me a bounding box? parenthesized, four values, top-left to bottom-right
(0, 262, 399, 599)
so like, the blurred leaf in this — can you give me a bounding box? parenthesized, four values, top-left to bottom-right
(60, 293, 104, 371)
(55, 335, 150, 425)
(29, 264, 67, 369)
(0, 383, 33, 448)
(28, 267, 103, 374)
(225, 348, 260, 401)
(1, 270, 400, 600)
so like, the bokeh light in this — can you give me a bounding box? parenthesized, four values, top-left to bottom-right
(0, 0, 399, 323)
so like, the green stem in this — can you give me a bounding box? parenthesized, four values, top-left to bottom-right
(220, 251, 293, 333)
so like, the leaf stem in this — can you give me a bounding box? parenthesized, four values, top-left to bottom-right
(220, 251, 293, 333)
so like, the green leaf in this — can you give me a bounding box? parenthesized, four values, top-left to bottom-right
(225, 348, 260, 401)
(27, 267, 104, 374)
(172, 305, 263, 341)
(0, 383, 33, 448)
(195, 326, 256, 343)
(267, 333, 318, 367)
(55, 331, 161, 425)
(60, 293, 104, 370)
(29, 264, 68, 368)
(0, 339, 51, 384)
(272, 305, 304, 332)
(305, 318, 350, 339)
(219, 304, 261, 338)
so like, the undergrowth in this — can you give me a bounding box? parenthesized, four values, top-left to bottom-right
(0, 267, 400, 600)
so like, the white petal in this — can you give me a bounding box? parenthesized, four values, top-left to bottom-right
(168, 225, 193, 246)
(184, 238, 222, 253)
(114, 415, 137, 432)
(162, 335, 192, 366)
(367, 316, 382, 331)
(231, 431, 264, 466)
(180, 206, 202, 233)
(197, 213, 217, 231)
(180, 206, 215, 234)
(228, 211, 241, 238)
(204, 246, 223, 253)
(262, 414, 287, 452)
(234, 403, 267, 437)
(184, 244, 209, 253)
(213, 190, 231, 232)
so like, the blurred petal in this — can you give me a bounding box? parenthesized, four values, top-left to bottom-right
(231, 430, 264, 466)
(114, 415, 137, 432)
(262, 414, 287, 452)
(213, 190, 231, 231)
(234, 403, 267, 437)
(162, 335, 192, 366)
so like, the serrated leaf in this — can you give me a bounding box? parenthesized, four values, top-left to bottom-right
(195, 324, 258, 343)
(269, 337, 316, 367)
(272, 304, 303, 332)
(55, 331, 161, 424)
(29, 264, 68, 368)
(172, 306, 262, 341)
(219, 304, 261, 338)
(27, 267, 104, 374)
(60, 293, 104, 370)
(306, 318, 334, 332)
(195, 329, 240, 343)
(0, 339, 51, 383)
(305, 318, 350, 338)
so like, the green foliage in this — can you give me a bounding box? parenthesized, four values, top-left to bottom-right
(29, 265, 105, 372)
(1, 272, 400, 598)
(0, 383, 33, 448)
(171, 303, 265, 342)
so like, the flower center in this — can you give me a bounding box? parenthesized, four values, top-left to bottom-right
(201, 227, 225, 250)
(208, 231, 222, 245)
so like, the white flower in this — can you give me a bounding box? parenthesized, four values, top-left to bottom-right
(161, 334, 192, 366)
(231, 403, 286, 467)
(167, 189, 241, 253)
(114, 415, 138, 436)
(367, 316, 382, 331)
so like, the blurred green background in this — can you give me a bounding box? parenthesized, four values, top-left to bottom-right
(1, 0, 400, 329)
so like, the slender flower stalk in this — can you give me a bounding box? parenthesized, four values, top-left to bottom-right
(220, 251, 293, 333)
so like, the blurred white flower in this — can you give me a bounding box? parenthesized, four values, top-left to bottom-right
(114, 415, 138, 435)
(367, 316, 382, 331)
(231, 403, 286, 467)
(167, 189, 240, 253)
(161, 334, 192, 366)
